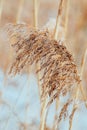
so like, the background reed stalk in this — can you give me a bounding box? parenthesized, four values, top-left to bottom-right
(16, 0, 24, 23)
(80, 49, 87, 108)
(54, 0, 64, 40)
(0, 0, 4, 24)
(64, 0, 70, 39)
(33, 0, 38, 29)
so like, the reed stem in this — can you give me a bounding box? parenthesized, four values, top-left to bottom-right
(40, 96, 49, 130)
(64, 0, 70, 39)
(80, 84, 87, 108)
(16, 0, 24, 23)
(33, 1, 48, 129)
(80, 49, 87, 108)
(69, 84, 79, 130)
(53, 99, 59, 130)
(0, 0, 4, 24)
(54, 0, 64, 40)
(33, 0, 38, 29)
(33, 0, 41, 97)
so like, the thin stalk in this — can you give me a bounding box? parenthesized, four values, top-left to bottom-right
(16, 0, 24, 23)
(69, 105, 77, 130)
(0, 0, 4, 24)
(36, 62, 42, 100)
(69, 85, 79, 130)
(80, 84, 87, 108)
(44, 106, 50, 129)
(80, 49, 87, 108)
(40, 96, 49, 130)
(54, 0, 64, 40)
(53, 0, 64, 129)
(33, 1, 49, 129)
(33, 0, 41, 97)
(33, 0, 38, 29)
(53, 99, 59, 130)
(64, 0, 70, 39)
(81, 49, 87, 77)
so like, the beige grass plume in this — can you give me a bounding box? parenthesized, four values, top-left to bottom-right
(5, 23, 80, 105)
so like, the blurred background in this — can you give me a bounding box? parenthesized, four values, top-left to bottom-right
(0, 0, 87, 130)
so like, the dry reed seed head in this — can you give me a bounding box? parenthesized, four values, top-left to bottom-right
(6, 24, 80, 104)
(58, 99, 72, 123)
(4, 23, 32, 46)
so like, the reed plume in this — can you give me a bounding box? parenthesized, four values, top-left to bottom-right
(5, 23, 80, 106)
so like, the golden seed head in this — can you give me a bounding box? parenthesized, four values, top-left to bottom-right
(6, 24, 80, 104)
